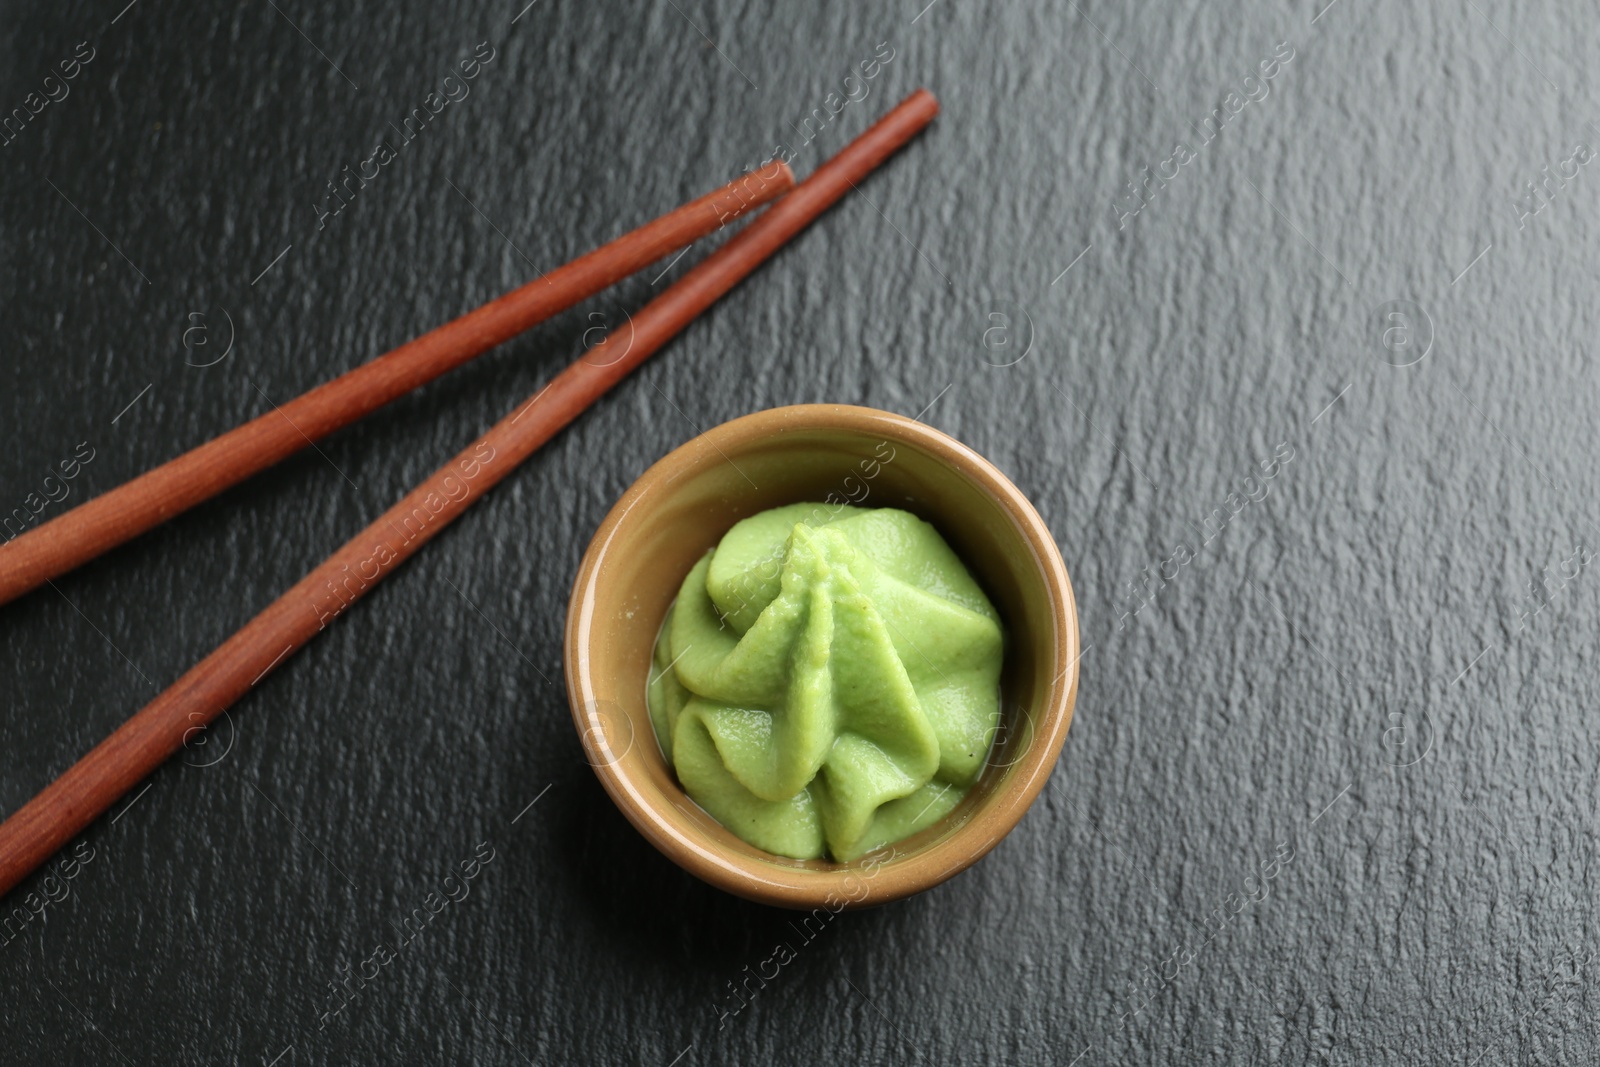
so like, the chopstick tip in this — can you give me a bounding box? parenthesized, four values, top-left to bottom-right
(772, 159, 798, 191)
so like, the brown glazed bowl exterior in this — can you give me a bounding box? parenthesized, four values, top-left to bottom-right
(564, 404, 1079, 909)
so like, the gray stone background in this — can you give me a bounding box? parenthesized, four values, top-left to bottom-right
(2, 0, 1596, 1063)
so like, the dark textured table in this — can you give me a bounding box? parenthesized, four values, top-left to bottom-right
(4, 0, 1597, 1063)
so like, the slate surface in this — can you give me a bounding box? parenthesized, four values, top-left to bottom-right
(4, 0, 1599, 1063)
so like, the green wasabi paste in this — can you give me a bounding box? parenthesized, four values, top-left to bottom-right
(646, 503, 1005, 861)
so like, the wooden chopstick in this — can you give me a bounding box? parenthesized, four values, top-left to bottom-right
(0, 164, 795, 608)
(0, 88, 940, 899)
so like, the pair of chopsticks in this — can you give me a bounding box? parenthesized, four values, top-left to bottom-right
(0, 89, 941, 897)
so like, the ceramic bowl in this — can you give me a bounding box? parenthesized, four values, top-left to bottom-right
(564, 404, 1078, 909)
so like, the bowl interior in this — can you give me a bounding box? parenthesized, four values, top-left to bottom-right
(567, 406, 1075, 905)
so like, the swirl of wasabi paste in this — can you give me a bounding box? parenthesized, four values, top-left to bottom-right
(646, 504, 1005, 861)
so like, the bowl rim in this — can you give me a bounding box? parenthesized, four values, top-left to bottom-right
(564, 403, 1079, 908)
